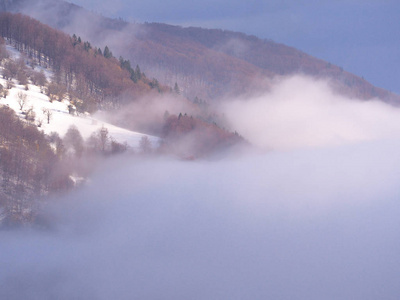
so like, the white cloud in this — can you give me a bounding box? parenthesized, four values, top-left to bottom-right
(221, 75, 400, 151)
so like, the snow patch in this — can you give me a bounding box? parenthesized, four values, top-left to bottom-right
(0, 46, 159, 150)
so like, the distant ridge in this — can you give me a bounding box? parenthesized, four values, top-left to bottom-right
(1, 0, 398, 104)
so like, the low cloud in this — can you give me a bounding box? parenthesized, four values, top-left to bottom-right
(221, 75, 400, 151)
(1, 141, 400, 299)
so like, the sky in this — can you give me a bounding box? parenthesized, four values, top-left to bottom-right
(68, 0, 400, 94)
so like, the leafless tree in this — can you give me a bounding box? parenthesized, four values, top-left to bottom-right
(63, 125, 84, 157)
(46, 82, 66, 102)
(17, 91, 28, 110)
(111, 139, 127, 154)
(98, 126, 109, 153)
(42, 108, 52, 124)
(30, 70, 47, 87)
(3, 60, 18, 80)
(36, 118, 43, 128)
(25, 106, 36, 123)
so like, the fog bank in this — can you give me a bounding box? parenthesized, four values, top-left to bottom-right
(221, 75, 400, 151)
(1, 140, 400, 299)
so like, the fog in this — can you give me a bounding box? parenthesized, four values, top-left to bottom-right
(1, 144, 400, 298)
(221, 75, 400, 151)
(2, 75, 400, 299)
(96, 92, 198, 135)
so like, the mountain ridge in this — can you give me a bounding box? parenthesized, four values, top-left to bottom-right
(0, 0, 398, 104)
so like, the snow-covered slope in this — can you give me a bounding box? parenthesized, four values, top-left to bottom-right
(0, 46, 159, 150)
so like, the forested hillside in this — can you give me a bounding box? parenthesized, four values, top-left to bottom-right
(143, 23, 399, 102)
(0, 106, 70, 226)
(0, 12, 245, 226)
(1, 0, 398, 104)
(0, 12, 166, 112)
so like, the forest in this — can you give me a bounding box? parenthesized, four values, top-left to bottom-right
(0, 12, 160, 111)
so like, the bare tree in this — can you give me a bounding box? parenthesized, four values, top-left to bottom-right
(111, 139, 127, 154)
(98, 126, 109, 153)
(25, 106, 35, 123)
(3, 60, 18, 80)
(46, 82, 66, 102)
(30, 70, 47, 87)
(87, 126, 110, 154)
(17, 91, 28, 110)
(17, 70, 28, 85)
(63, 125, 84, 157)
(42, 108, 52, 124)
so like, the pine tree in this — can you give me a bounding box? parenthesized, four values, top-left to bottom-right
(103, 46, 112, 58)
(83, 41, 91, 51)
(174, 82, 180, 94)
(72, 34, 78, 46)
(135, 65, 142, 80)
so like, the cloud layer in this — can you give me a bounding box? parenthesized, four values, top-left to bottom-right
(222, 75, 400, 151)
(1, 141, 400, 299)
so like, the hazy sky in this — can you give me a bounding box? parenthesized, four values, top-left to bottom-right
(68, 0, 400, 94)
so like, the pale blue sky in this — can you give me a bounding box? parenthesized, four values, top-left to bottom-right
(69, 0, 399, 93)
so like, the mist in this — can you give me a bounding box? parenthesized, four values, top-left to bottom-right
(2, 61, 400, 298)
(221, 75, 400, 151)
(2, 136, 400, 299)
(2, 3, 400, 298)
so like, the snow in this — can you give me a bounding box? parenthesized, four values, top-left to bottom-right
(5, 45, 20, 60)
(0, 46, 159, 151)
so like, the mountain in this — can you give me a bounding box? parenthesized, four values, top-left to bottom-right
(0, 0, 398, 104)
(0, 0, 398, 225)
(0, 11, 246, 226)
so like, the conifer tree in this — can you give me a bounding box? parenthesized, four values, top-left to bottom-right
(174, 82, 180, 94)
(103, 46, 112, 58)
(135, 65, 142, 79)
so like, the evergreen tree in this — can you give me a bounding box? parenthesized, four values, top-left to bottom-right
(83, 41, 91, 51)
(135, 65, 142, 79)
(72, 34, 78, 46)
(150, 78, 160, 91)
(103, 46, 112, 58)
(119, 57, 131, 70)
(174, 82, 180, 94)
